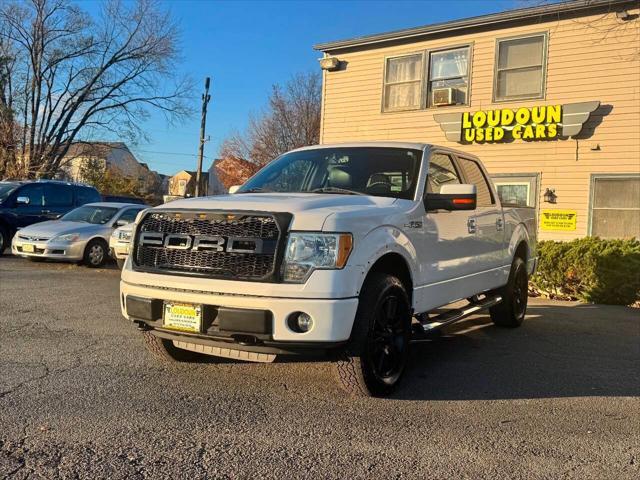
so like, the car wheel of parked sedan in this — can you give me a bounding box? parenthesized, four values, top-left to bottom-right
(83, 239, 108, 268)
(0, 225, 8, 256)
(333, 273, 411, 397)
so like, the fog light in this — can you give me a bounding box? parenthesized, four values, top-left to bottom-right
(288, 312, 314, 333)
(297, 312, 313, 332)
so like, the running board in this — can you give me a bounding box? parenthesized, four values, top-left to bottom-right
(411, 294, 502, 342)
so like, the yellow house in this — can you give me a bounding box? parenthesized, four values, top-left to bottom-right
(315, 0, 640, 240)
(168, 170, 209, 197)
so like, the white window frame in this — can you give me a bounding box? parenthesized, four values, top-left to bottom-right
(588, 173, 640, 237)
(426, 44, 473, 108)
(493, 32, 548, 103)
(381, 52, 425, 113)
(491, 173, 540, 211)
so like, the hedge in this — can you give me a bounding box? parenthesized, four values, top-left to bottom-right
(530, 237, 640, 306)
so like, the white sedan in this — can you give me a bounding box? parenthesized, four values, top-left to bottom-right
(12, 202, 146, 267)
(110, 222, 134, 269)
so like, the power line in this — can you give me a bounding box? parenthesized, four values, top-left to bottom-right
(132, 148, 214, 158)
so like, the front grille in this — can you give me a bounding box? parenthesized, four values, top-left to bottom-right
(133, 210, 287, 281)
(18, 234, 49, 242)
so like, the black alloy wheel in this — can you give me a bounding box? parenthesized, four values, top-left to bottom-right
(333, 273, 411, 397)
(490, 256, 528, 328)
(512, 261, 528, 319)
(367, 294, 409, 386)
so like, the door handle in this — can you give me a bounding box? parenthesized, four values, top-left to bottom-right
(467, 218, 477, 234)
(496, 218, 504, 231)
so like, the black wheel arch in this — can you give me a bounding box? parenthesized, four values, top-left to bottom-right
(0, 217, 13, 236)
(361, 252, 413, 307)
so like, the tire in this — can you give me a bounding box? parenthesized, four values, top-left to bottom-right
(333, 273, 412, 397)
(142, 330, 202, 363)
(116, 258, 126, 269)
(0, 225, 8, 256)
(83, 239, 108, 268)
(490, 256, 528, 328)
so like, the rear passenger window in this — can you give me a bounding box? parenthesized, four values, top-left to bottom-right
(76, 187, 100, 205)
(45, 184, 73, 207)
(427, 153, 461, 193)
(457, 158, 494, 206)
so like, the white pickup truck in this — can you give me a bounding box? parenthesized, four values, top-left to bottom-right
(120, 142, 536, 396)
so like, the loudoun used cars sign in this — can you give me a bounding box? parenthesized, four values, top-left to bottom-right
(433, 101, 600, 143)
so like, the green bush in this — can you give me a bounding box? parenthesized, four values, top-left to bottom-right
(530, 237, 640, 306)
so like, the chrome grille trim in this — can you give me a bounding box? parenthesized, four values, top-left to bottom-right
(132, 210, 289, 282)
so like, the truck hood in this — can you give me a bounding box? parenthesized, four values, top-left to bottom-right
(17, 220, 106, 239)
(158, 193, 399, 230)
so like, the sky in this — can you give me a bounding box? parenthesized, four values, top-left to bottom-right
(81, 0, 522, 175)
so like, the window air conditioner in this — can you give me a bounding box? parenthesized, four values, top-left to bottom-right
(432, 88, 459, 106)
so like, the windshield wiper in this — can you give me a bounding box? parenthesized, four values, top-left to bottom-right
(310, 187, 364, 196)
(236, 187, 272, 194)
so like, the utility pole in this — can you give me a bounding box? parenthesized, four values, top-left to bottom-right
(195, 77, 211, 197)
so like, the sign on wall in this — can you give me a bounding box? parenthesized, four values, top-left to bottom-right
(540, 210, 577, 231)
(433, 101, 600, 144)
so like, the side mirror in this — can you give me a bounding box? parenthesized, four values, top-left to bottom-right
(425, 184, 477, 212)
(115, 219, 130, 227)
(228, 185, 241, 194)
(16, 196, 30, 205)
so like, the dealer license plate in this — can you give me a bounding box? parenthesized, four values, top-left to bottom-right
(163, 302, 202, 333)
(22, 244, 35, 253)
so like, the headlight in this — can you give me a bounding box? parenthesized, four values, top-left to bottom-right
(112, 230, 132, 242)
(51, 233, 81, 243)
(282, 233, 353, 283)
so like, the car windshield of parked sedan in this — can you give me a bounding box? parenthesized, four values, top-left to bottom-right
(61, 206, 119, 224)
(0, 182, 19, 202)
(237, 147, 423, 200)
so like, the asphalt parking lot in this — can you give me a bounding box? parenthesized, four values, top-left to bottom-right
(0, 255, 638, 479)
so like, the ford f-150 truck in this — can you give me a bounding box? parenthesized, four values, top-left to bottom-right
(120, 143, 537, 396)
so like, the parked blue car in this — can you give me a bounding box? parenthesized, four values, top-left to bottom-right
(0, 180, 101, 255)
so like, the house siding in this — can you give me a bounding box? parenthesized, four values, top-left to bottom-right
(319, 6, 640, 240)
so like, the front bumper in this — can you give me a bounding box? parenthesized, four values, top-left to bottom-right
(120, 279, 359, 353)
(109, 241, 130, 259)
(11, 236, 85, 260)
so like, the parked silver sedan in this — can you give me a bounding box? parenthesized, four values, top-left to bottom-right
(11, 202, 146, 267)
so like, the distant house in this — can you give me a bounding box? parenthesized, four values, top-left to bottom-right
(208, 157, 259, 194)
(168, 170, 209, 197)
(60, 142, 162, 196)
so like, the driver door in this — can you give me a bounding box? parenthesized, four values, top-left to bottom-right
(410, 152, 487, 312)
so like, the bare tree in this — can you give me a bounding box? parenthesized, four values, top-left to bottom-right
(519, 0, 639, 59)
(0, 30, 18, 178)
(221, 72, 321, 166)
(0, 0, 192, 179)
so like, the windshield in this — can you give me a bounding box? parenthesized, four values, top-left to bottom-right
(61, 205, 119, 224)
(237, 147, 423, 199)
(0, 182, 19, 202)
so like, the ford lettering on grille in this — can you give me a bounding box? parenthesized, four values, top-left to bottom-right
(133, 211, 284, 280)
(139, 232, 265, 254)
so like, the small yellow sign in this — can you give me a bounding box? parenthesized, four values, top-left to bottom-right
(540, 210, 577, 231)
